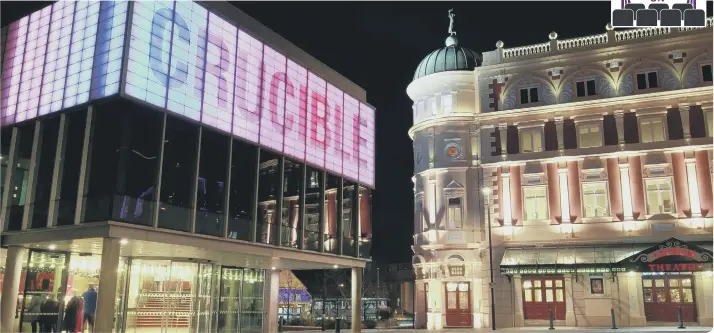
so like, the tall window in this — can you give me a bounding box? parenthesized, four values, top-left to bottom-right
(441, 94, 454, 114)
(636, 71, 659, 90)
(576, 79, 596, 97)
(520, 87, 539, 104)
(582, 182, 609, 217)
(429, 96, 438, 116)
(701, 64, 712, 83)
(416, 196, 425, 231)
(640, 118, 666, 143)
(520, 129, 543, 153)
(523, 186, 548, 220)
(447, 197, 463, 229)
(645, 178, 675, 215)
(578, 124, 601, 148)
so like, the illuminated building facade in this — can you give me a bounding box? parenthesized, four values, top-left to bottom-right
(408, 19, 713, 329)
(0, 1, 374, 333)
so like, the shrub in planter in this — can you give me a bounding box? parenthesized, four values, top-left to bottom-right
(288, 317, 307, 326)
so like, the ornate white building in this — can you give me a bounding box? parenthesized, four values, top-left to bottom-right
(409, 18, 713, 329)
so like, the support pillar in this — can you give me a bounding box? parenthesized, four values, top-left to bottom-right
(94, 238, 121, 333)
(564, 274, 576, 326)
(555, 116, 565, 151)
(684, 153, 702, 217)
(351, 267, 363, 332)
(679, 105, 691, 140)
(619, 158, 633, 220)
(512, 275, 525, 327)
(558, 165, 570, 223)
(694, 272, 713, 326)
(614, 111, 625, 145)
(264, 269, 280, 333)
(498, 123, 508, 159)
(1, 246, 26, 333)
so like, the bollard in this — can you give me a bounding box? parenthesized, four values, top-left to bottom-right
(610, 308, 617, 329)
(678, 306, 686, 329)
(335, 318, 341, 333)
(548, 309, 555, 330)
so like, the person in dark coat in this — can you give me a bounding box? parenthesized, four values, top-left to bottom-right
(40, 294, 60, 333)
(63, 291, 82, 333)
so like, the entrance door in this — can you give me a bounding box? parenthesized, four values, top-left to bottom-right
(444, 282, 471, 327)
(522, 276, 566, 320)
(18, 250, 69, 333)
(643, 275, 697, 322)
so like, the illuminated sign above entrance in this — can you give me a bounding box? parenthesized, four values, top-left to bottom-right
(0, 0, 376, 187)
(647, 263, 704, 272)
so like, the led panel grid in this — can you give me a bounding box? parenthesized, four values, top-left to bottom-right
(15, 6, 51, 122)
(358, 102, 375, 186)
(341, 94, 360, 182)
(125, 1, 173, 107)
(0, 16, 29, 125)
(306, 72, 327, 168)
(259, 45, 287, 153)
(233, 30, 262, 143)
(63, 1, 100, 109)
(167, 1, 207, 121)
(201, 12, 236, 133)
(283, 59, 308, 161)
(90, 0, 127, 100)
(38, 1, 75, 115)
(324, 83, 343, 175)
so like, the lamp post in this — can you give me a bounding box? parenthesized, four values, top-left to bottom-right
(482, 187, 496, 330)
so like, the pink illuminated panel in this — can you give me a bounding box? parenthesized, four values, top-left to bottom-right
(233, 30, 262, 143)
(15, 7, 51, 122)
(125, 1, 173, 107)
(283, 60, 308, 160)
(259, 46, 287, 153)
(341, 94, 360, 181)
(202, 12, 236, 133)
(38, 1, 75, 115)
(90, 0, 128, 100)
(1, 16, 29, 125)
(325, 83, 343, 174)
(167, 1, 207, 121)
(306, 72, 327, 168)
(63, 1, 100, 108)
(358, 103, 375, 186)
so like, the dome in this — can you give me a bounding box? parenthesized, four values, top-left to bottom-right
(413, 36, 482, 81)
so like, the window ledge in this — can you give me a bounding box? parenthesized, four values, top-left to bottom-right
(581, 217, 614, 223)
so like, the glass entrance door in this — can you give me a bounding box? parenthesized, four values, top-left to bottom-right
(125, 260, 198, 333)
(18, 250, 69, 333)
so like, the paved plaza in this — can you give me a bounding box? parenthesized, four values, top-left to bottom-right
(285, 327, 714, 333)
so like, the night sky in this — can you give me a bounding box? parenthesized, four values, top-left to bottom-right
(3, 1, 710, 264)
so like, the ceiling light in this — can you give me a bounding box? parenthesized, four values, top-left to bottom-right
(48, 244, 56, 250)
(333, 265, 339, 269)
(120, 239, 128, 245)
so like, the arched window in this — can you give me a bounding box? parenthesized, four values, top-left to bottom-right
(447, 254, 465, 276)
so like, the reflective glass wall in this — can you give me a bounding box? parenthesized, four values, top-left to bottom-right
(1, 102, 372, 258)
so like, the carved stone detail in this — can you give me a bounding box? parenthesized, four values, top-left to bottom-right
(502, 87, 517, 110)
(661, 69, 680, 91)
(618, 73, 634, 96)
(683, 61, 702, 89)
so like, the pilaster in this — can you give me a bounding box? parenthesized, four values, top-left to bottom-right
(614, 111, 625, 145)
(694, 272, 713, 326)
(684, 152, 702, 217)
(618, 157, 633, 220)
(498, 123, 508, 160)
(679, 104, 691, 140)
(95, 238, 121, 333)
(555, 116, 565, 151)
(564, 274, 576, 326)
(512, 275, 525, 327)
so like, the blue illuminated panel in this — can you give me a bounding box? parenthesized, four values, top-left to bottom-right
(167, 1, 207, 121)
(125, 1, 173, 107)
(15, 6, 51, 122)
(63, 1, 100, 108)
(38, 1, 75, 115)
(90, 0, 127, 100)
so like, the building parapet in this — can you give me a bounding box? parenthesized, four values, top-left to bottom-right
(493, 17, 713, 62)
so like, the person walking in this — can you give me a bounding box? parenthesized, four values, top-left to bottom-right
(82, 284, 98, 333)
(24, 286, 44, 333)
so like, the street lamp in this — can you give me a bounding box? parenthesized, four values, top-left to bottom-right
(482, 187, 496, 330)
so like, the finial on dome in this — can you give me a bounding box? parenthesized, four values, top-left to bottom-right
(447, 9, 456, 36)
(445, 36, 459, 47)
(549, 31, 558, 40)
(496, 40, 504, 48)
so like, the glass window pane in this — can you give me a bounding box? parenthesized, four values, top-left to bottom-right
(523, 281, 532, 289)
(655, 279, 665, 287)
(520, 89, 529, 104)
(195, 128, 230, 237)
(641, 122, 652, 143)
(447, 292, 457, 309)
(6, 123, 35, 231)
(304, 166, 322, 250)
(258, 151, 281, 245)
(644, 288, 653, 302)
(241, 269, 265, 331)
(682, 288, 694, 303)
(228, 140, 258, 242)
(534, 289, 543, 302)
(546, 289, 554, 302)
(643, 279, 653, 288)
(56, 111, 87, 226)
(30, 117, 61, 229)
(555, 280, 563, 288)
(669, 279, 679, 287)
(669, 289, 681, 302)
(529, 88, 539, 103)
(681, 279, 691, 287)
(656, 289, 666, 303)
(341, 181, 357, 255)
(459, 291, 469, 309)
(323, 174, 341, 254)
(534, 280, 541, 288)
(524, 290, 532, 302)
(545, 280, 553, 288)
(555, 289, 564, 302)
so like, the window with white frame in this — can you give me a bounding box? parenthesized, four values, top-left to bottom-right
(701, 64, 712, 83)
(578, 123, 602, 148)
(639, 118, 666, 143)
(441, 94, 454, 114)
(705, 111, 712, 137)
(636, 71, 659, 90)
(520, 128, 543, 153)
(523, 186, 548, 220)
(576, 79, 596, 97)
(582, 182, 609, 218)
(447, 197, 463, 229)
(429, 96, 438, 116)
(645, 178, 675, 215)
(309, 171, 319, 188)
(519, 87, 539, 104)
(416, 195, 425, 231)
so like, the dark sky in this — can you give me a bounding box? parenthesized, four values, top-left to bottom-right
(3, 1, 710, 264)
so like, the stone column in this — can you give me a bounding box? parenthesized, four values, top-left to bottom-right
(555, 116, 565, 151)
(1, 246, 26, 333)
(263, 269, 280, 333)
(512, 275, 525, 327)
(427, 278, 444, 330)
(619, 158, 634, 220)
(498, 123, 508, 159)
(564, 274, 576, 326)
(679, 105, 691, 140)
(351, 267, 363, 332)
(694, 272, 713, 326)
(614, 111, 625, 145)
(94, 238, 121, 333)
(684, 152, 702, 217)
(624, 272, 646, 326)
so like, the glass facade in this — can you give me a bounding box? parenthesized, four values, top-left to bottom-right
(1, 101, 372, 257)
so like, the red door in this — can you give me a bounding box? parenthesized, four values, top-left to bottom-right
(643, 275, 697, 322)
(522, 276, 566, 320)
(444, 282, 472, 327)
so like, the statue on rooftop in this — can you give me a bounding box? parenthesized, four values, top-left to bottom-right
(448, 9, 456, 36)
